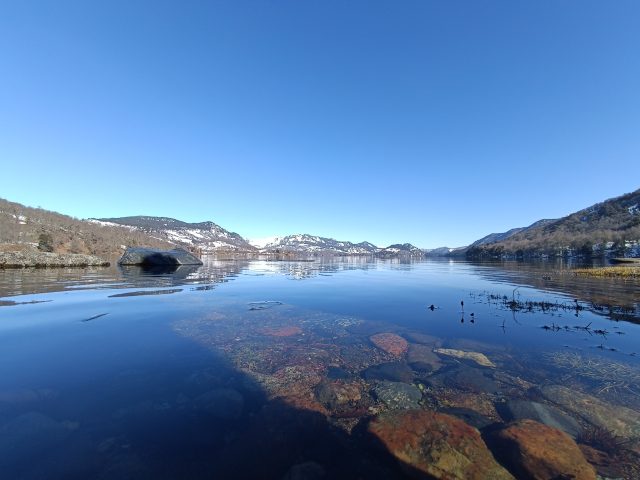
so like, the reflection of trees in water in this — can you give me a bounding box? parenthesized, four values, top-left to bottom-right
(470, 260, 640, 323)
(0, 259, 249, 297)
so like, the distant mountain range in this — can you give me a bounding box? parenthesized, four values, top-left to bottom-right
(92, 220, 425, 257)
(2, 187, 639, 260)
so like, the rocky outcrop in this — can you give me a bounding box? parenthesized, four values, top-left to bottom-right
(118, 247, 202, 266)
(368, 410, 514, 479)
(490, 419, 596, 480)
(0, 251, 109, 268)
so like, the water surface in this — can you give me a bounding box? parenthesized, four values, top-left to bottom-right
(1, 257, 639, 479)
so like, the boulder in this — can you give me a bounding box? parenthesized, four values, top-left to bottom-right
(490, 419, 596, 480)
(315, 381, 362, 410)
(118, 247, 202, 266)
(373, 381, 421, 410)
(368, 410, 514, 479)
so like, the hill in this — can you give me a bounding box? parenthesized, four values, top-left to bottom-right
(466, 188, 640, 258)
(0, 198, 174, 257)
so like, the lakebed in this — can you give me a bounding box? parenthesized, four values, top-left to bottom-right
(0, 258, 638, 479)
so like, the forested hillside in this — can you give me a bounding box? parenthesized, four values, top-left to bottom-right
(0, 198, 173, 257)
(466, 189, 640, 258)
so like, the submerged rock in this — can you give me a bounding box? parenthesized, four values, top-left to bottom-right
(407, 344, 442, 373)
(498, 399, 582, 438)
(373, 381, 421, 410)
(118, 247, 202, 266)
(368, 410, 514, 479)
(540, 385, 640, 440)
(369, 333, 408, 357)
(434, 348, 496, 368)
(315, 381, 362, 411)
(362, 362, 413, 383)
(490, 419, 596, 480)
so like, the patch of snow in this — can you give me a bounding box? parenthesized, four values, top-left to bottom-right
(250, 236, 281, 248)
(628, 203, 639, 215)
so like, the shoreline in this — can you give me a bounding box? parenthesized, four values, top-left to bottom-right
(0, 251, 110, 269)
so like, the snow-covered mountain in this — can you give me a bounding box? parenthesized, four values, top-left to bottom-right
(91, 216, 256, 253)
(260, 234, 379, 255)
(88, 218, 426, 257)
(376, 243, 425, 258)
(259, 234, 424, 257)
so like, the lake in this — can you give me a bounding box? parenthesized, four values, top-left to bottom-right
(1, 257, 639, 479)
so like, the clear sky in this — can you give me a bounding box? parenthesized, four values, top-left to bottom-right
(1, 1, 639, 248)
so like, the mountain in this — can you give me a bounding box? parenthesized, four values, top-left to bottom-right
(467, 219, 556, 248)
(0, 198, 174, 257)
(258, 234, 425, 257)
(465, 188, 640, 258)
(93, 216, 256, 253)
(260, 234, 379, 255)
(376, 243, 425, 258)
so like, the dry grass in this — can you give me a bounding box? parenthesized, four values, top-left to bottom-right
(571, 266, 640, 278)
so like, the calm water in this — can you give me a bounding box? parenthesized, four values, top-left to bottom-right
(1, 257, 639, 479)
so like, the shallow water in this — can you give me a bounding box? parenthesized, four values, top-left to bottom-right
(1, 257, 639, 479)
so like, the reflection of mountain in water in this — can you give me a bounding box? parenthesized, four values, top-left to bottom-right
(470, 260, 640, 324)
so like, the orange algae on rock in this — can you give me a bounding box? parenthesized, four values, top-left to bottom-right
(369, 333, 408, 357)
(368, 410, 514, 479)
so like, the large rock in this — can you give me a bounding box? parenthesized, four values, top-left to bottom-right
(314, 381, 362, 411)
(118, 247, 203, 266)
(368, 410, 514, 479)
(490, 419, 596, 480)
(373, 381, 421, 410)
(540, 385, 640, 440)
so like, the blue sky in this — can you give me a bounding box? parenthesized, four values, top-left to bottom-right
(1, 1, 639, 248)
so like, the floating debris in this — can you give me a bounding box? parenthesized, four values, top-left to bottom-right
(81, 313, 109, 322)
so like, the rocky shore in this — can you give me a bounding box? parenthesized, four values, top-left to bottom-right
(0, 251, 110, 268)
